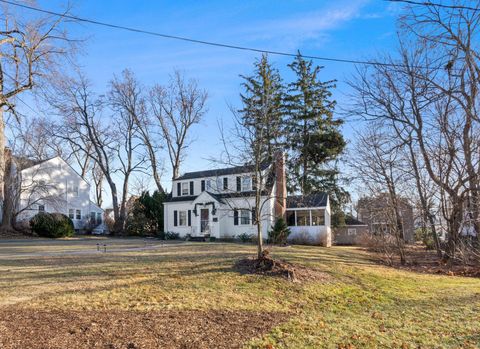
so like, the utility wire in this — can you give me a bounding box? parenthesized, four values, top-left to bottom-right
(0, 0, 422, 69)
(386, 0, 480, 11)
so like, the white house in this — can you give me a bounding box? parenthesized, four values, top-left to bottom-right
(13, 156, 106, 234)
(164, 154, 332, 246)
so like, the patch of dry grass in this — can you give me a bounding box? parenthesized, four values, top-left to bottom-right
(0, 239, 479, 348)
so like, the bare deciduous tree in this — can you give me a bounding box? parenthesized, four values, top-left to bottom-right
(149, 70, 207, 180)
(109, 69, 165, 193)
(0, 3, 74, 229)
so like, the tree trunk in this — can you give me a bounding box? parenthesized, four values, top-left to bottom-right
(0, 108, 4, 226)
(1, 147, 14, 230)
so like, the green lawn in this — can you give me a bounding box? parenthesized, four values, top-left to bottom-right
(0, 238, 478, 348)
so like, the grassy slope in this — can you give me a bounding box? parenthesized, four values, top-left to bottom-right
(0, 239, 478, 348)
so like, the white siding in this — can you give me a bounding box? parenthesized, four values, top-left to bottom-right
(15, 157, 106, 232)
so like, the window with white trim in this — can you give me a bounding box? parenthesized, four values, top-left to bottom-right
(181, 182, 189, 196)
(68, 209, 74, 219)
(76, 209, 81, 220)
(347, 228, 357, 236)
(242, 177, 251, 191)
(240, 209, 250, 225)
(179, 211, 187, 226)
(206, 179, 213, 191)
(69, 185, 79, 197)
(38, 204, 45, 212)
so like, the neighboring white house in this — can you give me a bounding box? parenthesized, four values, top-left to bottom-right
(164, 154, 332, 246)
(13, 156, 106, 234)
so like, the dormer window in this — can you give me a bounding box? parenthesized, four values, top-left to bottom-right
(242, 177, 251, 191)
(181, 182, 189, 196)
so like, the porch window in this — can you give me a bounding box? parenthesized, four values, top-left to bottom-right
(240, 209, 250, 225)
(311, 209, 325, 226)
(179, 211, 187, 226)
(181, 182, 189, 196)
(296, 210, 310, 226)
(242, 176, 251, 191)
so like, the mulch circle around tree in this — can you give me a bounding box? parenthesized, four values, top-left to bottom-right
(234, 250, 330, 283)
(0, 308, 289, 349)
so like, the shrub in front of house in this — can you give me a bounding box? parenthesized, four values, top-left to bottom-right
(30, 212, 75, 238)
(237, 232, 253, 243)
(165, 231, 180, 240)
(268, 218, 291, 245)
(287, 231, 312, 245)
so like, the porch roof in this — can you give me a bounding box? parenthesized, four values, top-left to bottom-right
(286, 193, 328, 209)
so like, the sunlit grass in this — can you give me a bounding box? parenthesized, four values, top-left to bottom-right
(0, 239, 478, 348)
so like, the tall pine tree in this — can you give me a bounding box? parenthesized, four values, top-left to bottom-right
(237, 54, 285, 258)
(239, 54, 284, 162)
(285, 53, 348, 216)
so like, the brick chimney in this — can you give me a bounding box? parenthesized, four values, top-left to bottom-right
(274, 151, 286, 220)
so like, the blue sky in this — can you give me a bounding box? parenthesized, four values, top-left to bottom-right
(25, 0, 403, 202)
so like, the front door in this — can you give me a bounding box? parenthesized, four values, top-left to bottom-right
(200, 208, 209, 233)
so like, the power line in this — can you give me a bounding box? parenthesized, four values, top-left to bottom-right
(0, 0, 416, 69)
(386, 0, 480, 11)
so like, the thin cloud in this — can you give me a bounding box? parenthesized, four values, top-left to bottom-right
(238, 0, 372, 49)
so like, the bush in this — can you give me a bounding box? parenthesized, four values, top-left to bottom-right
(125, 190, 167, 236)
(268, 218, 291, 245)
(30, 212, 74, 238)
(288, 231, 313, 245)
(209, 236, 217, 242)
(356, 232, 398, 265)
(237, 232, 253, 243)
(165, 231, 180, 240)
(415, 228, 435, 250)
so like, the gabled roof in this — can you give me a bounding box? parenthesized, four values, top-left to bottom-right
(175, 162, 270, 181)
(15, 156, 56, 171)
(286, 193, 328, 209)
(344, 215, 367, 226)
(18, 155, 87, 181)
(192, 191, 226, 204)
(165, 190, 267, 203)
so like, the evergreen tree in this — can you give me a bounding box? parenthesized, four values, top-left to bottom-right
(236, 54, 285, 258)
(239, 54, 285, 162)
(285, 53, 348, 214)
(125, 190, 166, 236)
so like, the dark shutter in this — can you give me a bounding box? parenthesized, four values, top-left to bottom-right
(236, 176, 241, 191)
(252, 175, 257, 191)
(188, 210, 191, 226)
(223, 177, 228, 190)
(201, 180, 205, 192)
(190, 181, 194, 195)
(177, 183, 181, 196)
(252, 206, 256, 224)
(174, 210, 178, 226)
(233, 209, 238, 225)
